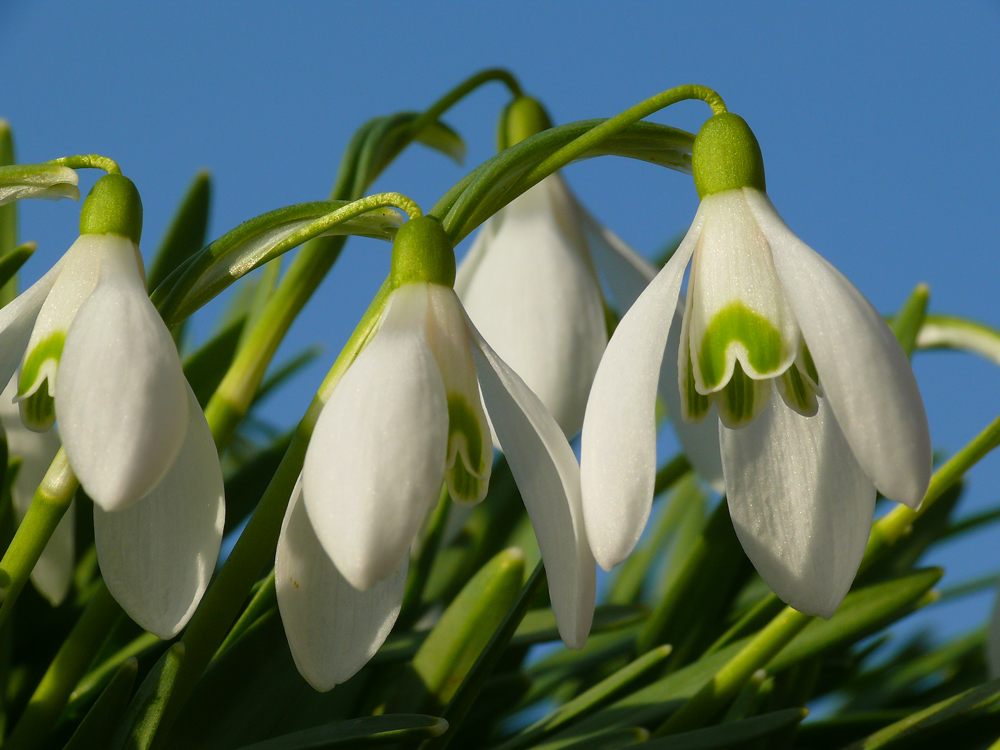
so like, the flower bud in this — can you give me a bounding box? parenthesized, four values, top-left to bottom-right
(692, 113, 766, 199)
(497, 95, 553, 151)
(80, 174, 143, 244)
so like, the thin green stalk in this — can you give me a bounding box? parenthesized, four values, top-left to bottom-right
(4, 583, 119, 750)
(0, 449, 78, 626)
(442, 84, 724, 240)
(45, 154, 121, 175)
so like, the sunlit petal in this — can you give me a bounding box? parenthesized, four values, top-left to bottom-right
(94, 385, 224, 638)
(57, 235, 189, 511)
(749, 189, 932, 508)
(276, 476, 406, 692)
(457, 176, 607, 437)
(580, 212, 700, 571)
(721, 387, 876, 618)
(468, 319, 595, 649)
(303, 283, 448, 591)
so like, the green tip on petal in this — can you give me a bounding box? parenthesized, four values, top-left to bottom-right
(390, 216, 455, 288)
(497, 95, 553, 151)
(79, 174, 143, 244)
(692, 113, 766, 199)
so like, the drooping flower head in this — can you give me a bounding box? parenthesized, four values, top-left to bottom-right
(582, 112, 932, 618)
(277, 216, 595, 691)
(457, 95, 724, 490)
(0, 174, 224, 637)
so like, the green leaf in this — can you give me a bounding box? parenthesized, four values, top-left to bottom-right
(497, 645, 671, 750)
(416, 119, 466, 164)
(230, 714, 448, 750)
(222, 433, 293, 536)
(253, 346, 323, 406)
(843, 677, 1000, 749)
(0, 241, 33, 296)
(641, 708, 807, 749)
(916, 313, 1000, 367)
(63, 658, 138, 750)
(548, 727, 650, 749)
(182, 315, 246, 407)
(147, 171, 212, 292)
(795, 711, 913, 750)
(889, 283, 929, 357)
(510, 605, 647, 649)
(68, 633, 162, 715)
(110, 643, 184, 750)
(386, 547, 525, 714)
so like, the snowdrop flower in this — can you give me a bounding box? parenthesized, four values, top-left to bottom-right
(277, 217, 595, 690)
(1, 375, 67, 606)
(458, 96, 723, 484)
(581, 113, 932, 618)
(0, 174, 224, 637)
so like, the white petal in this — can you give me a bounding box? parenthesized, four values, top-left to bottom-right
(721, 388, 876, 619)
(575, 201, 657, 313)
(276, 476, 406, 691)
(686, 191, 800, 392)
(57, 235, 189, 511)
(2, 376, 70, 605)
(424, 285, 493, 505)
(457, 175, 607, 438)
(579, 214, 700, 571)
(0, 165, 80, 206)
(467, 318, 595, 649)
(302, 283, 448, 591)
(94, 385, 224, 638)
(748, 189, 932, 508)
(0, 255, 66, 390)
(659, 298, 725, 493)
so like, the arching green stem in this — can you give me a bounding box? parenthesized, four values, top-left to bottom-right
(45, 154, 121, 175)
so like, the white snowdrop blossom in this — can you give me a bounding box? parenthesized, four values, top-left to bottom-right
(0, 174, 224, 637)
(457, 95, 722, 485)
(0, 375, 67, 606)
(276, 217, 595, 691)
(582, 113, 932, 618)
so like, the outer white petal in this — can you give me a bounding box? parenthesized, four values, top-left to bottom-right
(303, 283, 448, 591)
(94, 384, 224, 638)
(453, 219, 494, 298)
(0, 255, 66, 389)
(2, 377, 70, 605)
(721, 388, 876, 619)
(457, 175, 607, 438)
(659, 298, 725, 493)
(574, 200, 657, 313)
(686, 191, 800, 392)
(468, 317, 595, 649)
(277, 476, 406, 692)
(747, 189, 932, 508)
(56, 235, 188, 511)
(580, 212, 701, 571)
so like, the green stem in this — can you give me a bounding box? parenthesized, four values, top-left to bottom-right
(0, 449, 78, 627)
(4, 584, 119, 750)
(398, 485, 451, 628)
(653, 453, 692, 496)
(45, 154, 121, 175)
(442, 84, 724, 241)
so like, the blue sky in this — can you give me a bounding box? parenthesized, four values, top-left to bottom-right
(3, 2, 1000, 640)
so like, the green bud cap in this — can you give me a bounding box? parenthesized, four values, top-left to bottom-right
(692, 113, 766, 199)
(79, 174, 143, 244)
(497, 95, 553, 151)
(390, 216, 455, 288)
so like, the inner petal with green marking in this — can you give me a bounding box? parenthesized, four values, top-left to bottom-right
(444, 393, 490, 505)
(17, 331, 64, 431)
(696, 301, 787, 391)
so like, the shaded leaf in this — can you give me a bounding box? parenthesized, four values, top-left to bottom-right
(63, 658, 138, 750)
(232, 714, 447, 750)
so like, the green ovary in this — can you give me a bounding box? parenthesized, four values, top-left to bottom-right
(697, 302, 784, 389)
(446, 393, 485, 503)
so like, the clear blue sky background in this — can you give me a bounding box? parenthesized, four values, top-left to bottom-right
(3, 2, 999, 643)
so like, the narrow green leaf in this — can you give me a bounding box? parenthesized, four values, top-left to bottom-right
(147, 171, 211, 292)
(795, 711, 913, 750)
(182, 315, 246, 407)
(0, 121, 17, 306)
(939, 505, 1000, 542)
(497, 645, 671, 750)
(110, 643, 184, 750)
(222, 433, 293, 536)
(843, 677, 1000, 749)
(68, 632, 162, 714)
(252, 346, 323, 406)
(416, 119, 466, 164)
(63, 658, 139, 750)
(641, 708, 807, 749)
(231, 715, 448, 750)
(549, 727, 650, 749)
(916, 314, 1000, 367)
(510, 605, 647, 649)
(889, 283, 930, 357)
(387, 547, 525, 714)
(0, 241, 34, 295)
